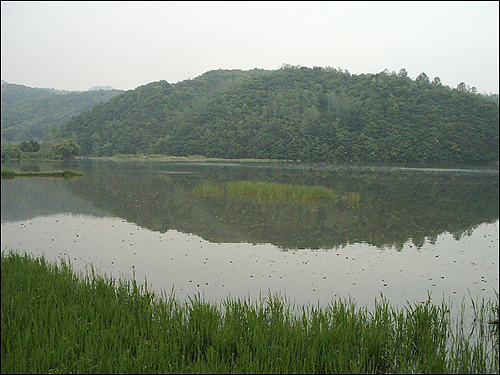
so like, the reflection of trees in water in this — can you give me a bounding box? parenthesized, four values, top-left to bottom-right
(68, 162, 499, 250)
(1, 171, 110, 223)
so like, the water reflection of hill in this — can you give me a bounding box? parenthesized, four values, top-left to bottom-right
(1, 159, 112, 223)
(1, 178, 111, 224)
(66, 161, 499, 250)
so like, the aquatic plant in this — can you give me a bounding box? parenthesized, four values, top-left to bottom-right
(344, 191, 362, 206)
(192, 181, 225, 199)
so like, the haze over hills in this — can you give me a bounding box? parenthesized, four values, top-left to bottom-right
(60, 66, 499, 164)
(1, 81, 124, 142)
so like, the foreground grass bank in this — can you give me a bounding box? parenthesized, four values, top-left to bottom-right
(1, 168, 83, 180)
(1, 251, 498, 374)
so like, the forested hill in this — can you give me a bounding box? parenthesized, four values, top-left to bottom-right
(1, 82, 124, 142)
(62, 67, 499, 163)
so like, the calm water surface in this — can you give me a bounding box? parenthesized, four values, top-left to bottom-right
(1, 159, 498, 311)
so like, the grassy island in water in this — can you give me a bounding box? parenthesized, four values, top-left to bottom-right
(1, 168, 83, 180)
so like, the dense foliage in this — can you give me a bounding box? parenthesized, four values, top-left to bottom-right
(1, 138, 80, 161)
(1, 82, 123, 142)
(61, 67, 499, 163)
(19, 139, 40, 153)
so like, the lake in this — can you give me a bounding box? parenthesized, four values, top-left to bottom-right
(1, 159, 498, 311)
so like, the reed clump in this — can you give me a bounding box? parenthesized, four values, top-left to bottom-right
(1, 250, 498, 374)
(227, 181, 338, 203)
(192, 181, 225, 199)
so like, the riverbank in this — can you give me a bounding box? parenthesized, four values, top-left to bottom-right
(1, 250, 498, 374)
(87, 154, 284, 163)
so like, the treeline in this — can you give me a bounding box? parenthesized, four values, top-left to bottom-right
(62, 66, 499, 163)
(1, 139, 81, 161)
(1, 82, 123, 142)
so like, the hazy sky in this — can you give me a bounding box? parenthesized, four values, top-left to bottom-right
(1, 1, 499, 93)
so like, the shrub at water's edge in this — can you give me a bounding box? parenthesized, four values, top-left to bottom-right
(1, 168, 83, 179)
(1, 250, 498, 374)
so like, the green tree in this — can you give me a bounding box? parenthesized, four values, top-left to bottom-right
(397, 68, 408, 78)
(457, 82, 467, 92)
(50, 139, 81, 159)
(20, 140, 40, 152)
(416, 72, 430, 85)
(30, 139, 41, 152)
(20, 141, 31, 152)
(431, 77, 442, 86)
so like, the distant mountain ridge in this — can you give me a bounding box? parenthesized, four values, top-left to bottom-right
(1, 82, 124, 142)
(61, 66, 499, 163)
(1, 80, 116, 92)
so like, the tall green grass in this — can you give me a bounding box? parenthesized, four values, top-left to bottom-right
(2, 250, 498, 374)
(227, 181, 338, 203)
(192, 181, 226, 199)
